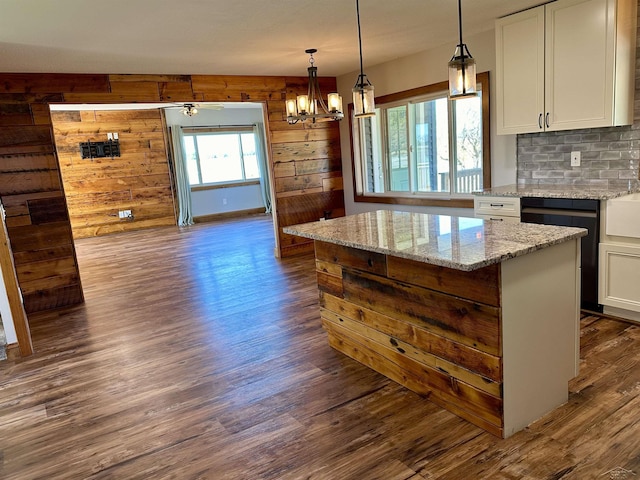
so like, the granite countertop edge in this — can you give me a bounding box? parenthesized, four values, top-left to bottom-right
(283, 224, 587, 272)
(473, 183, 640, 200)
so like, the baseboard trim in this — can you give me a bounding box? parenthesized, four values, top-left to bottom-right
(6, 343, 21, 360)
(193, 208, 267, 223)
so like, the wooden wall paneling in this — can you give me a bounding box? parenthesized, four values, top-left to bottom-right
(276, 191, 346, 253)
(52, 109, 175, 239)
(0, 71, 343, 327)
(0, 103, 33, 126)
(271, 139, 341, 162)
(0, 126, 56, 155)
(191, 76, 287, 102)
(0, 74, 110, 94)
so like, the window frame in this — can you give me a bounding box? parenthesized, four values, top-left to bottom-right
(182, 126, 260, 189)
(349, 72, 491, 208)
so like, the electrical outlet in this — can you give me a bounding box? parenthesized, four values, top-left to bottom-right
(113, 132, 118, 140)
(571, 151, 581, 167)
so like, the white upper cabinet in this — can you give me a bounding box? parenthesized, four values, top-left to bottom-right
(496, 0, 637, 135)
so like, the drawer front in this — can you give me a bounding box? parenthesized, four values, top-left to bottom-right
(475, 213, 521, 223)
(474, 196, 521, 218)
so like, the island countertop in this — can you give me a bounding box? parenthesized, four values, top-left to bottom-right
(474, 182, 640, 200)
(283, 210, 586, 272)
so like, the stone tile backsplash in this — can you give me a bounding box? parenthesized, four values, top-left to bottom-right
(517, 126, 640, 188)
(517, 3, 640, 188)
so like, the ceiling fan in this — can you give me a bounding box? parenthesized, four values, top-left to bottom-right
(164, 103, 224, 117)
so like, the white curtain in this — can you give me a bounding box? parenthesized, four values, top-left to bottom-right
(254, 123, 272, 214)
(169, 125, 194, 226)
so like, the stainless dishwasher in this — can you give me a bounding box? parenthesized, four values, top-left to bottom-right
(520, 197, 601, 312)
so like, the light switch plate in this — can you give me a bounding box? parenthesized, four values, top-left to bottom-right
(571, 151, 581, 167)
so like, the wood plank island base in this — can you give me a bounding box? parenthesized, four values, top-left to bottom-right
(284, 210, 587, 438)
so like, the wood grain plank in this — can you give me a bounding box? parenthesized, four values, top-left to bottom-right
(321, 309, 501, 397)
(323, 319, 504, 435)
(0, 73, 110, 93)
(315, 241, 387, 277)
(320, 292, 502, 382)
(387, 256, 501, 307)
(342, 268, 501, 355)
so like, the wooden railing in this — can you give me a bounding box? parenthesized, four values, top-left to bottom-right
(439, 168, 483, 193)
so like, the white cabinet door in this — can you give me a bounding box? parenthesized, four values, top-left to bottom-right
(545, 0, 616, 131)
(495, 0, 635, 135)
(495, 7, 545, 135)
(599, 243, 640, 312)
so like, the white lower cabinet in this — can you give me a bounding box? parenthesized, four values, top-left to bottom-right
(599, 243, 640, 312)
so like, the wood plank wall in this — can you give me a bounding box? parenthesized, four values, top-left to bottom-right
(0, 73, 344, 314)
(51, 109, 176, 239)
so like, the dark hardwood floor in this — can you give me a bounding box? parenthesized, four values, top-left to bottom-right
(0, 214, 639, 479)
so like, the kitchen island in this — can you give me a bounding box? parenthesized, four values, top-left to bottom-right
(284, 210, 587, 438)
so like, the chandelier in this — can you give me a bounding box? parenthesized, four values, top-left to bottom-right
(286, 49, 344, 124)
(448, 0, 477, 98)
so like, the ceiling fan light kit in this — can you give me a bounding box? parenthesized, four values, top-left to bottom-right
(180, 103, 199, 117)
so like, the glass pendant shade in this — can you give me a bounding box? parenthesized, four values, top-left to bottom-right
(353, 75, 375, 117)
(448, 44, 477, 98)
(327, 93, 343, 114)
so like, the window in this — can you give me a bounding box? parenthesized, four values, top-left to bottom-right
(183, 127, 260, 186)
(352, 72, 490, 207)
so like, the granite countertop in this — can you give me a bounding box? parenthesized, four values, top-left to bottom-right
(474, 182, 640, 200)
(283, 210, 587, 272)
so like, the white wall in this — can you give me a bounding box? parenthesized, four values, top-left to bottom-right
(165, 105, 267, 217)
(336, 29, 517, 216)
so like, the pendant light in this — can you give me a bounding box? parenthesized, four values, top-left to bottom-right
(286, 49, 344, 125)
(448, 0, 477, 99)
(352, 0, 375, 118)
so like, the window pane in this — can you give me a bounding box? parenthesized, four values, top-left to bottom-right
(240, 133, 260, 180)
(183, 135, 200, 185)
(197, 134, 243, 183)
(453, 93, 483, 194)
(358, 116, 384, 193)
(386, 106, 409, 192)
(413, 97, 449, 193)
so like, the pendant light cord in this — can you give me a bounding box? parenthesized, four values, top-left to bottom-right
(356, 0, 364, 80)
(457, 0, 463, 48)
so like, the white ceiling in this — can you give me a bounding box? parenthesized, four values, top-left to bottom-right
(0, 0, 544, 77)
